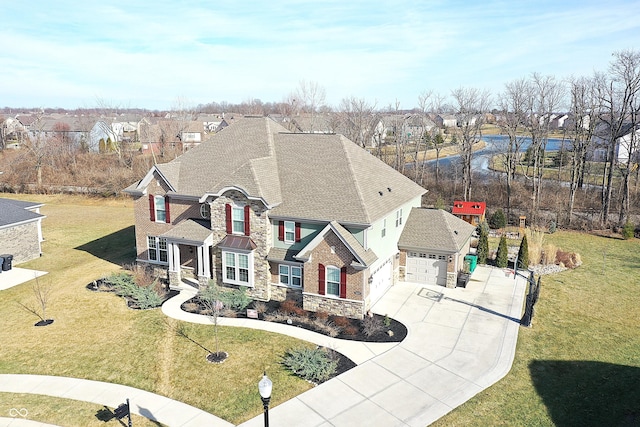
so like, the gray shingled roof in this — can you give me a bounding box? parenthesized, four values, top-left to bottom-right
(161, 219, 211, 243)
(0, 198, 44, 228)
(138, 117, 425, 226)
(398, 208, 476, 253)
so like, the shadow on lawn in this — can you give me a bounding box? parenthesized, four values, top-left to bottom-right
(530, 360, 640, 427)
(76, 226, 136, 265)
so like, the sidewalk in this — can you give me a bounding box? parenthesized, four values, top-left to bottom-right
(0, 374, 233, 427)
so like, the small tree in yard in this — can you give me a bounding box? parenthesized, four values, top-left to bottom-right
(477, 223, 489, 264)
(17, 277, 54, 326)
(517, 234, 530, 269)
(495, 235, 509, 268)
(198, 281, 227, 363)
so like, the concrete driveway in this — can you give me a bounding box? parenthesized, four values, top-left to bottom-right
(239, 266, 527, 427)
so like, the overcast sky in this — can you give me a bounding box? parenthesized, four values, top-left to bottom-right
(2, 0, 640, 111)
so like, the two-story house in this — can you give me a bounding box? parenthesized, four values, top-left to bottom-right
(125, 117, 472, 319)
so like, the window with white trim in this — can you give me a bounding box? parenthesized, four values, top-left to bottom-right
(147, 236, 168, 263)
(279, 264, 302, 287)
(232, 206, 245, 234)
(326, 266, 340, 296)
(396, 209, 403, 227)
(381, 218, 386, 238)
(284, 221, 295, 243)
(200, 203, 211, 219)
(154, 196, 166, 222)
(223, 250, 253, 286)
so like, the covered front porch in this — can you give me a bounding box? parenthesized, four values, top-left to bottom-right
(161, 219, 213, 288)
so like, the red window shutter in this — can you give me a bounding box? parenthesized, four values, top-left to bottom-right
(318, 264, 326, 295)
(164, 196, 171, 223)
(244, 205, 251, 236)
(278, 221, 284, 241)
(225, 204, 232, 234)
(148, 194, 155, 222)
(340, 267, 347, 299)
(295, 222, 301, 242)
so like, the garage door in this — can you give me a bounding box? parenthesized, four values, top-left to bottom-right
(406, 252, 447, 286)
(370, 257, 392, 303)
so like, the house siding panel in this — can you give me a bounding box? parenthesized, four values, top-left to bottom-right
(0, 221, 41, 264)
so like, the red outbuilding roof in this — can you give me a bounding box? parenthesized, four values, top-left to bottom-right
(451, 201, 486, 216)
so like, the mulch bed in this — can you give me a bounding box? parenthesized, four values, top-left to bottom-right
(86, 278, 178, 309)
(181, 297, 408, 344)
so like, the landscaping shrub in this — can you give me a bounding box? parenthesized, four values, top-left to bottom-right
(362, 315, 384, 338)
(218, 286, 253, 312)
(556, 250, 582, 269)
(495, 235, 509, 268)
(315, 310, 329, 320)
(280, 299, 306, 317)
(343, 325, 360, 336)
(282, 347, 338, 383)
(332, 316, 352, 328)
(477, 224, 489, 264)
(252, 301, 267, 315)
(622, 221, 635, 240)
(548, 221, 557, 234)
(526, 228, 545, 265)
(542, 244, 558, 265)
(133, 286, 164, 309)
(517, 234, 529, 269)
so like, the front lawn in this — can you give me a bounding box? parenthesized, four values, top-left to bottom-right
(0, 194, 314, 425)
(432, 230, 640, 426)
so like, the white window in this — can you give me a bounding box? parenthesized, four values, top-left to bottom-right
(232, 206, 245, 234)
(154, 195, 166, 222)
(200, 203, 211, 219)
(326, 266, 340, 296)
(279, 264, 302, 287)
(223, 250, 252, 286)
(284, 221, 295, 243)
(381, 219, 386, 238)
(147, 236, 168, 263)
(396, 209, 403, 227)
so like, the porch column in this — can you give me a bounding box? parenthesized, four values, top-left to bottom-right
(171, 243, 181, 272)
(197, 245, 204, 277)
(203, 245, 211, 278)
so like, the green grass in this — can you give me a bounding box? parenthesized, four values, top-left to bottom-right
(0, 194, 313, 425)
(432, 231, 640, 426)
(0, 393, 168, 426)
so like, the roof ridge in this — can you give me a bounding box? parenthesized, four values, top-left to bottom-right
(441, 209, 459, 250)
(339, 135, 370, 224)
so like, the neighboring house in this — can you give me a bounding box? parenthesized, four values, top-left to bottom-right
(434, 114, 458, 128)
(398, 208, 476, 287)
(0, 198, 45, 264)
(452, 201, 486, 227)
(125, 117, 467, 319)
(591, 123, 640, 164)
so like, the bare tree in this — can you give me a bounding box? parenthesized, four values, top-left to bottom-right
(337, 97, 380, 148)
(17, 277, 54, 326)
(296, 80, 327, 133)
(451, 87, 492, 201)
(522, 73, 565, 224)
(595, 50, 640, 225)
(566, 76, 598, 225)
(497, 78, 531, 219)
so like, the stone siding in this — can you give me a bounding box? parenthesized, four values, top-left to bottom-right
(0, 221, 41, 264)
(210, 190, 271, 301)
(303, 293, 364, 319)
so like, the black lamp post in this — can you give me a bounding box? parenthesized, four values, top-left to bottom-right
(258, 372, 272, 427)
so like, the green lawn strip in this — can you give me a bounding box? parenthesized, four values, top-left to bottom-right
(431, 231, 640, 426)
(0, 392, 167, 427)
(0, 194, 314, 425)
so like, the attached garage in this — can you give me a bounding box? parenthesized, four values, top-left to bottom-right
(405, 252, 447, 286)
(398, 208, 476, 288)
(369, 257, 393, 303)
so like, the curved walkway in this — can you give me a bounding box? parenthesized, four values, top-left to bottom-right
(1, 266, 526, 427)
